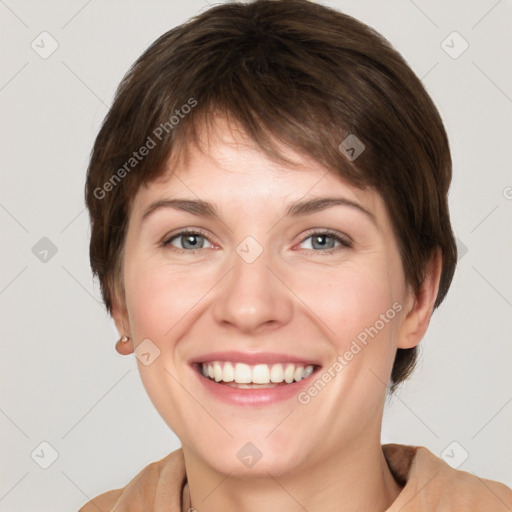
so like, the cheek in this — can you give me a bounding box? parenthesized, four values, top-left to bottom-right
(285, 263, 402, 442)
(124, 259, 205, 343)
(291, 260, 405, 406)
(293, 262, 399, 346)
(122, 259, 209, 435)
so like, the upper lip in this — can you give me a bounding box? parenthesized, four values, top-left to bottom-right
(189, 351, 322, 366)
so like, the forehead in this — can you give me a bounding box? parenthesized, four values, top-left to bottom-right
(132, 116, 385, 222)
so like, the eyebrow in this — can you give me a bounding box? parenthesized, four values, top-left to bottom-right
(141, 196, 376, 225)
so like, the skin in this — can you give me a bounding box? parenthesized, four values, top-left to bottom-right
(112, 116, 442, 512)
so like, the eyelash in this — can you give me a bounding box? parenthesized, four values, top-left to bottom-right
(162, 228, 352, 254)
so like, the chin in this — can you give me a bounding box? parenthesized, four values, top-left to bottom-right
(190, 433, 313, 478)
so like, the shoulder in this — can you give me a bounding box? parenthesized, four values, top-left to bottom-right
(77, 489, 123, 512)
(76, 449, 185, 512)
(383, 443, 512, 511)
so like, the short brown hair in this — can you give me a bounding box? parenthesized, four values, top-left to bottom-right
(85, 0, 457, 391)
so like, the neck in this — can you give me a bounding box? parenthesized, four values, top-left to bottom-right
(181, 436, 402, 512)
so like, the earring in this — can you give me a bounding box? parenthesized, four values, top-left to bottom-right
(115, 334, 132, 355)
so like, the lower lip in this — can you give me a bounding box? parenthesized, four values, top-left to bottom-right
(192, 364, 320, 406)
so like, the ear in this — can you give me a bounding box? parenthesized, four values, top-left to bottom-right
(111, 288, 134, 356)
(397, 248, 443, 349)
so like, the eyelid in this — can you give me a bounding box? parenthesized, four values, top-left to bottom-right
(295, 228, 352, 251)
(162, 228, 214, 250)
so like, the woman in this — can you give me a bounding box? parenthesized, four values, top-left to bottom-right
(79, 1, 512, 510)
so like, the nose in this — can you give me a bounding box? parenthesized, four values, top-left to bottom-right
(212, 242, 293, 335)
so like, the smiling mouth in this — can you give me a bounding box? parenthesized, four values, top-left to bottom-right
(193, 361, 320, 388)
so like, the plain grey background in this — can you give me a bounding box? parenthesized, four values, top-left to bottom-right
(0, 0, 511, 510)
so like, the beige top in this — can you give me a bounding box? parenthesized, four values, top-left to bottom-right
(78, 443, 512, 511)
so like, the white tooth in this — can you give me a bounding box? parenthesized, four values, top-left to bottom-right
(270, 363, 284, 383)
(302, 365, 314, 378)
(214, 362, 223, 382)
(202, 361, 313, 384)
(252, 364, 270, 384)
(284, 364, 295, 383)
(234, 363, 252, 383)
(222, 362, 234, 382)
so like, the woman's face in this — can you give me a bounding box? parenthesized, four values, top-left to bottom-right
(117, 117, 414, 476)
